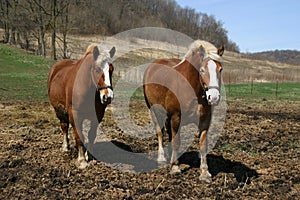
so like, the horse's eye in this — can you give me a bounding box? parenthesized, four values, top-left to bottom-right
(95, 68, 101, 74)
(199, 67, 205, 74)
(219, 67, 223, 72)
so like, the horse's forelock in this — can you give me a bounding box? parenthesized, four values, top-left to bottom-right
(95, 49, 112, 66)
(84, 44, 112, 65)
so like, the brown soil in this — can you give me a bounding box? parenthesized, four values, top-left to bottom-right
(0, 99, 299, 199)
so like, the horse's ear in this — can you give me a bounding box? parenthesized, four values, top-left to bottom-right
(218, 45, 225, 56)
(109, 46, 116, 58)
(93, 46, 100, 60)
(199, 45, 206, 58)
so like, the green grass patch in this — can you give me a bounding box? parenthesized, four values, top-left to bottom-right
(224, 82, 300, 102)
(0, 44, 55, 100)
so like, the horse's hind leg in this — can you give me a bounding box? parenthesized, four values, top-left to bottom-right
(150, 108, 166, 163)
(54, 105, 70, 151)
(170, 114, 181, 174)
(199, 129, 212, 183)
(60, 121, 69, 151)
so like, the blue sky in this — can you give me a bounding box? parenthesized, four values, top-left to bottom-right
(175, 0, 300, 53)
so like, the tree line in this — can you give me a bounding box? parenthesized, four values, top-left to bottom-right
(0, 0, 240, 60)
(243, 50, 300, 66)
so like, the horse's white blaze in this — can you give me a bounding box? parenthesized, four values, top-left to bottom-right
(99, 62, 113, 104)
(103, 62, 114, 99)
(206, 60, 220, 104)
(207, 60, 219, 87)
(103, 62, 111, 87)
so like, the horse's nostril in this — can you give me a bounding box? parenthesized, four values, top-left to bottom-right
(103, 95, 107, 101)
(102, 95, 112, 104)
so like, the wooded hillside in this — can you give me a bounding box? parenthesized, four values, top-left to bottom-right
(0, 0, 239, 60)
(243, 50, 300, 66)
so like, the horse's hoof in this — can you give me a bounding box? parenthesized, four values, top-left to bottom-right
(170, 165, 181, 174)
(199, 171, 212, 183)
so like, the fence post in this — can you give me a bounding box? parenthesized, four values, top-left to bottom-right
(251, 79, 253, 95)
(275, 80, 279, 99)
(228, 73, 231, 96)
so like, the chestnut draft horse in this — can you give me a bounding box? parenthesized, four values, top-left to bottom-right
(143, 40, 224, 182)
(48, 44, 116, 169)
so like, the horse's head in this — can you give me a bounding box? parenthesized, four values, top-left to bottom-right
(91, 46, 116, 104)
(199, 47, 224, 105)
(187, 41, 224, 105)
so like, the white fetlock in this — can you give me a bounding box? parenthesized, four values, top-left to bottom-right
(61, 143, 69, 152)
(157, 155, 167, 163)
(85, 151, 89, 161)
(77, 159, 88, 169)
(170, 165, 181, 174)
(199, 170, 212, 183)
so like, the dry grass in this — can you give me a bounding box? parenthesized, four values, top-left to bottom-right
(63, 34, 300, 84)
(222, 51, 300, 84)
(2, 28, 299, 84)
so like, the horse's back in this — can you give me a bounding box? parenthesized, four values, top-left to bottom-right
(144, 58, 181, 79)
(48, 60, 75, 84)
(48, 59, 76, 107)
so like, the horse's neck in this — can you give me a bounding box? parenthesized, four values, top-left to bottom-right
(182, 59, 206, 101)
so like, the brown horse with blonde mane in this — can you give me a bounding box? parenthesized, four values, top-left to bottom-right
(48, 44, 116, 168)
(143, 40, 224, 182)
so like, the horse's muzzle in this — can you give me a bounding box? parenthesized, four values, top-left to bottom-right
(102, 95, 113, 104)
(207, 95, 220, 105)
(99, 87, 114, 104)
(206, 88, 220, 105)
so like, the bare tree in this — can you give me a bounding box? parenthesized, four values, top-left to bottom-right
(0, 0, 240, 57)
(58, 0, 70, 58)
(23, 0, 51, 56)
(50, 0, 57, 60)
(0, 0, 12, 43)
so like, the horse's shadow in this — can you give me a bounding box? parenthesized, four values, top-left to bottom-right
(89, 140, 159, 172)
(179, 151, 259, 184)
(90, 141, 258, 183)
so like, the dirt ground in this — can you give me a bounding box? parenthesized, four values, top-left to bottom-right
(0, 99, 299, 199)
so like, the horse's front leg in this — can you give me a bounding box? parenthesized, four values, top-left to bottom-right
(70, 111, 88, 169)
(170, 114, 181, 174)
(199, 129, 212, 182)
(86, 119, 99, 161)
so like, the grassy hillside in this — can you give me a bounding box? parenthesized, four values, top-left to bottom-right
(0, 42, 299, 102)
(221, 51, 300, 84)
(0, 44, 55, 100)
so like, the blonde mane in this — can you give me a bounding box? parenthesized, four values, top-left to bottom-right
(183, 40, 223, 63)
